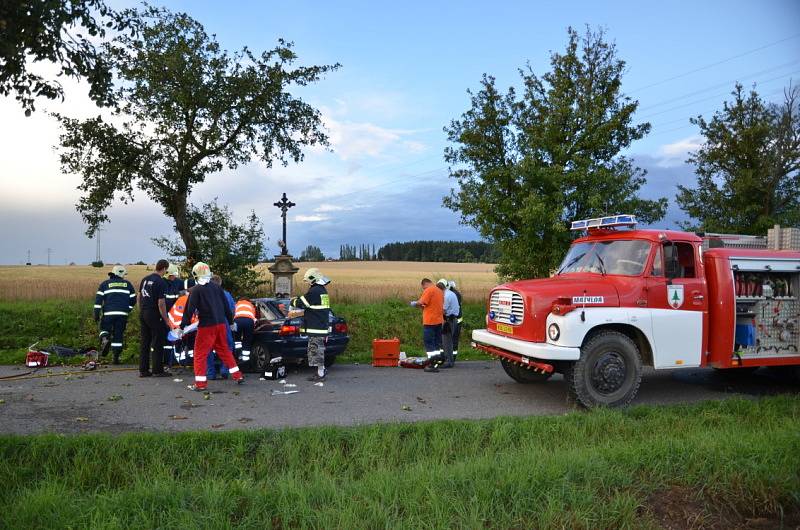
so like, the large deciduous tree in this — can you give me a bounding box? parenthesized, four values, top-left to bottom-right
(444, 27, 666, 280)
(676, 84, 800, 234)
(153, 200, 266, 297)
(56, 6, 338, 263)
(0, 0, 133, 114)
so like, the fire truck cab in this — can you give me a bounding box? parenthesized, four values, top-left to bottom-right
(472, 215, 800, 408)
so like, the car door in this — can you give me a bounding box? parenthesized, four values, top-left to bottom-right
(646, 241, 707, 368)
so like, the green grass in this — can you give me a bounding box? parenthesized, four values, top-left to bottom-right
(0, 299, 489, 365)
(0, 396, 798, 529)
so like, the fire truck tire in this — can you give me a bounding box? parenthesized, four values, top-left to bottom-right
(568, 331, 642, 408)
(500, 358, 553, 383)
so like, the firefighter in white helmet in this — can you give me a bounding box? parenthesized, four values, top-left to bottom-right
(179, 262, 243, 390)
(291, 267, 332, 381)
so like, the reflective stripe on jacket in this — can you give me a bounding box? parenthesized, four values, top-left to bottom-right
(234, 300, 256, 321)
(94, 274, 136, 320)
(292, 283, 331, 335)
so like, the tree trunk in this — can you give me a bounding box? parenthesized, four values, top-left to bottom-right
(173, 193, 201, 266)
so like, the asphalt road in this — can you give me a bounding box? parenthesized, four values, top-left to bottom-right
(0, 361, 797, 435)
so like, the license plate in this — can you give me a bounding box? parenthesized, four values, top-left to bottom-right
(496, 323, 514, 334)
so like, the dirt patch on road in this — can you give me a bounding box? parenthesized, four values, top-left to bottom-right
(646, 485, 800, 529)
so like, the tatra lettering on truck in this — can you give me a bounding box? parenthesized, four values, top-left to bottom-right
(472, 214, 800, 408)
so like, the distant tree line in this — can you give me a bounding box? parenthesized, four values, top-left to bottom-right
(299, 245, 325, 262)
(339, 244, 377, 261)
(377, 241, 499, 263)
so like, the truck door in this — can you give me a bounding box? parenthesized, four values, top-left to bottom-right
(646, 241, 707, 368)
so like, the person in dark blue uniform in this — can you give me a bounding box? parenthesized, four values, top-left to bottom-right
(94, 265, 136, 364)
(138, 259, 171, 377)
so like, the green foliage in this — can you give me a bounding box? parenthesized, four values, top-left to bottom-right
(153, 200, 266, 298)
(0, 397, 798, 528)
(377, 240, 499, 262)
(445, 27, 666, 280)
(55, 6, 338, 260)
(676, 84, 800, 234)
(298, 245, 324, 262)
(90, 261, 103, 268)
(0, 0, 134, 114)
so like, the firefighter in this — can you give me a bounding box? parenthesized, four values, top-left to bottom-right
(180, 262, 243, 391)
(233, 298, 257, 364)
(207, 275, 234, 380)
(291, 267, 331, 382)
(410, 278, 444, 372)
(162, 263, 183, 365)
(448, 280, 463, 360)
(94, 265, 136, 364)
(138, 259, 171, 377)
(437, 278, 460, 368)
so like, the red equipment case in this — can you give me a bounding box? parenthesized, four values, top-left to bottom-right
(372, 338, 400, 367)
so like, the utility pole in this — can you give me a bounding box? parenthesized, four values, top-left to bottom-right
(46, 248, 53, 266)
(95, 227, 105, 263)
(26, 249, 31, 266)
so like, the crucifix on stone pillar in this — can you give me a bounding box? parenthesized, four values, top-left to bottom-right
(273, 192, 296, 255)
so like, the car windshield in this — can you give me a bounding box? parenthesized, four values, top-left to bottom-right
(557, 240, 652, 276)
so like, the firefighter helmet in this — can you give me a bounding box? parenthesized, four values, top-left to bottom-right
(111, 265, 127, 277)
(191, 262, 212, 284)
(166, 263, 180, 277)
(303, 268, 321, 284)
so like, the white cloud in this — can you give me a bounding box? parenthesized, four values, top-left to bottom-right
(314, 204, 351, 212)
(294, 214, 330, 222)
(656, 135, 703, 167)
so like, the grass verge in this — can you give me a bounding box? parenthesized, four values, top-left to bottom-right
(0, 396, 798, 528)
(0, 299, 489, 365)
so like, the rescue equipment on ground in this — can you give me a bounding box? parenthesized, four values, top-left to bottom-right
(262, 356, 287, 380)
(26, 343, 100, 370)
(372, 338, 401, 367)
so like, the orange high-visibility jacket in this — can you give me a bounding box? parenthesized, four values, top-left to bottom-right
(168, 294, 198, 329)
(416, 285, 444, 326)
(234, 299, 257, 321)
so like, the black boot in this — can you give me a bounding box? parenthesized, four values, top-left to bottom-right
(99, 333, 111, 357)
(424, 354, 443, 373)
(112, 352, 120, 365)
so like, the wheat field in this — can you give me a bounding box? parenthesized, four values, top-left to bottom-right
(0, 261, 500, 302)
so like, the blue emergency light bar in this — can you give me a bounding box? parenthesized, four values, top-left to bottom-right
(570, 214, 637, 231)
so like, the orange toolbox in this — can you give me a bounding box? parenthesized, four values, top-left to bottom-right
(372, 338, 400, 367)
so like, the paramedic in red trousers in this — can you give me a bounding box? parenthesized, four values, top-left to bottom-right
(180, 262, 243, 391)
(138, 259, 171, 377)
(291, 268, 331, 382)
(410, 278, 444, 372)
(233, 298, 257, 365)
(94, 265, 136, 364)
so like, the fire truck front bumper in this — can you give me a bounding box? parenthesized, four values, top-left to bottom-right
(471, 329, 581, 361)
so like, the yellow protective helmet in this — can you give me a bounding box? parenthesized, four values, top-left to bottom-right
(166, 263, 180, 277)
(303, 267, 321, 283)
(192, 262, 212, 283)
(111, 265, 127, 277)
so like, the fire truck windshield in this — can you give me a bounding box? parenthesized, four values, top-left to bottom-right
(557, 240, 651, 276)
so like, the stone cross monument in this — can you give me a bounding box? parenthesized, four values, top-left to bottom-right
(268, 193, 299, 297)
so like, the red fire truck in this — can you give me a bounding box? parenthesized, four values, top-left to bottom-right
(472, 215, 800, 408)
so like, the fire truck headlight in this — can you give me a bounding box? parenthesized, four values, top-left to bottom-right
(548, 323, 560, 342)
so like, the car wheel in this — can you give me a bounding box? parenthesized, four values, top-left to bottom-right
(253, 343, 270, 373)
(568, 331, 642, 408)
(500, 358, 552, 383)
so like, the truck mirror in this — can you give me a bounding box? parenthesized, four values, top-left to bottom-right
(665, 242, 680, 280)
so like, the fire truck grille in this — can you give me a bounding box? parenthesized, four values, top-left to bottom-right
(490, 290, 525, 325)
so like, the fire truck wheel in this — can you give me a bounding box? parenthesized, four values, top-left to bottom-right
(500, 358, 553, 383)
(568, 331, 642, 408)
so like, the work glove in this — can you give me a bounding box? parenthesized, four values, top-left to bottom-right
(409, 301, 418, 307)
(230, 323, 238, 332)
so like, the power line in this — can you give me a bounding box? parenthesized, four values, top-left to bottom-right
(638, 70, 799, 120)
(637, 59, 800, 112)
(629, 32, 800, 93)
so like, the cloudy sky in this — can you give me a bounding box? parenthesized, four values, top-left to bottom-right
(1, 0, 798, 265)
